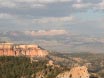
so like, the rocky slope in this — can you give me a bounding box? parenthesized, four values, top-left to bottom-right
(56, 66, 89, 78)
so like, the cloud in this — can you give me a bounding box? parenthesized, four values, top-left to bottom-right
(0, 0, 103, 12)
(0, 0, 45, 8)
(24, 30, 68, 36)
(0, 0, 72, 8)
(76, 0, 82, 3)
(0, 13, 14, 19)
(15, 0, 72, 3)
(0, 0, 103, 32)
(0, 1, 16, 8)
(32, 16, 75, 24)
(30, 4, 46, 8)
(97, 0, 104, 9)
(0, 0, 103, 20)
(72, 3, 92, 9)
(72, 0, 104, 10)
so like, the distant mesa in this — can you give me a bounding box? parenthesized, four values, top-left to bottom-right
(0, 42, 48, 57)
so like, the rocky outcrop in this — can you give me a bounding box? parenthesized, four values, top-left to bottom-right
(46, 60, 60, 68)
(56, 66, 89, 78)
(46, 60, 54, 66)
(35, 71, 45, 78)
(0, 43, 48, 57)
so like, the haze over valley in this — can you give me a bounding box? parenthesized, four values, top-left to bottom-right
(0, 0, 104, 78)
(0, 31, 104, 53)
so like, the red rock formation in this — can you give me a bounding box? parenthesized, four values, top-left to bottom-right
(0, 43, 48, 57)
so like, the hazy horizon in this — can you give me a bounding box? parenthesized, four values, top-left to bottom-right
(0, 0, 104, 53)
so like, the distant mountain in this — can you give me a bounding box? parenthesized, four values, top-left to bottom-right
(0, 31, 104, 53)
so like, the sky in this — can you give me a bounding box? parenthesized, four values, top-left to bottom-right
(0, 0, 104, 36)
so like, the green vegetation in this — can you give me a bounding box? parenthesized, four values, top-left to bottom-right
(0, 56, 62, 78)
(0, 52, 104, 78)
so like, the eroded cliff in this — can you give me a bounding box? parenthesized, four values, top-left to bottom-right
(0, 43, 48, 57)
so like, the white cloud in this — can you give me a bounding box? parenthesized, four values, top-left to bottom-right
(0, 0, 72, 8)
(0, 1, 16, 8)
(0, 0, 104, 10)
(32, 16, 75, 24)
(24, 30, 68, 36)
(97, 0, 104, 9)
(0, 13, 14, 19)
(73, 0, 104, 10)
(31, 4, 46, 8)
(16, 0, 72, 3)
(0, 0, 46, 8)
(72, 3, 92, 9)
(76, 0, 82, 3)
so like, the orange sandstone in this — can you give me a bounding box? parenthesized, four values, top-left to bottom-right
(0, 43, 48, 57)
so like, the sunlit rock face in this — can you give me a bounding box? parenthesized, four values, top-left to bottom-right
(56, 66, 89, 78)
(0, 43, 48, 57)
